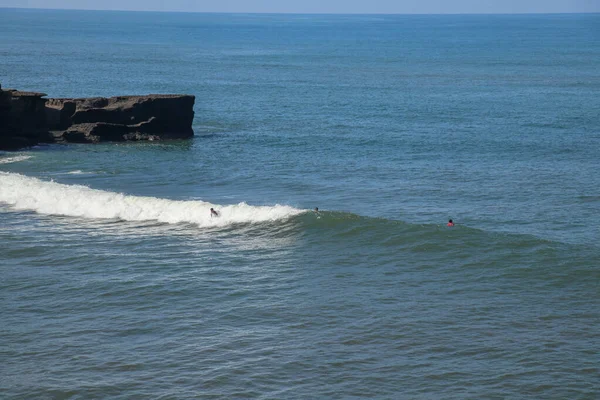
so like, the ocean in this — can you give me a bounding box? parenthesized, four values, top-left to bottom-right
(1, 8, 599, 399)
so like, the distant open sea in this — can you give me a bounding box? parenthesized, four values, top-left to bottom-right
(1, 8, 599, 399)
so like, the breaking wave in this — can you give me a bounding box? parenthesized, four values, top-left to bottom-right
(0, 155, 33, 164)
(0, 172, 304, 227)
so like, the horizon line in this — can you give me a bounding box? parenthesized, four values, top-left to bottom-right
(1, 6, 598, 16)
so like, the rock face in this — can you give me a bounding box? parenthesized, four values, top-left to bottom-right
(0, 85, 195, 150)
(0, 88, 53, 150)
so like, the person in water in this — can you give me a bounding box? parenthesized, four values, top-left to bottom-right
(447, 219, 454, 227)
(210, 208, 219, 218)
(314, 207, 319, 213)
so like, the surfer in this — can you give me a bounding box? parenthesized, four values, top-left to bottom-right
(314, 207, 321, 219)
(447, 219, 454, 227)
(210, 208, 219, 218)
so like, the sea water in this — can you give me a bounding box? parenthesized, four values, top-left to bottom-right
(1, 9, 599, 399)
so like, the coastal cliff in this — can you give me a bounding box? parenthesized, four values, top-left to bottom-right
(0, 85, 195, 151)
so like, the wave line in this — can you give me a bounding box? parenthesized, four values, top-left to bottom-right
(0, 172, 304, 227)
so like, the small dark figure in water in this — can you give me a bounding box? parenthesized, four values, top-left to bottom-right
(210, 208, 219, 218)
(314, 207, 319, 213)
(447, 219, 454, 227)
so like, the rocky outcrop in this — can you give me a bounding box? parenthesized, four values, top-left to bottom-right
(0, 85, 195, 150)
(0, 88, 53, 150)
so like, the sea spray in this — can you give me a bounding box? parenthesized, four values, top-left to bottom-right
(0, 172, 304, 227)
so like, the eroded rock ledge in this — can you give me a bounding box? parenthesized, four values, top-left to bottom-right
(0, 85, 195, 151)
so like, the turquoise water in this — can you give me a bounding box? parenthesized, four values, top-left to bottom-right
(1, 9, 599, 399)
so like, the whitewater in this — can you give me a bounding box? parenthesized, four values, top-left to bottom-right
(0, 172, 304, 227)
(0, 155, 32, 164)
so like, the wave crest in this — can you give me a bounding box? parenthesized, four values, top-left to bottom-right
(0, 172, 303, 227)
(0, 155, 33, 165)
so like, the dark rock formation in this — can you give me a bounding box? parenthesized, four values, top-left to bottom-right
(0, 85, 195, 150)
(0, 88, 53, 150)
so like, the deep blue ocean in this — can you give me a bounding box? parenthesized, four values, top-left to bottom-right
(1, 8, 599, 399)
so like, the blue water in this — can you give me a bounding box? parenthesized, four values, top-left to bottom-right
(1, 9, 599, 399)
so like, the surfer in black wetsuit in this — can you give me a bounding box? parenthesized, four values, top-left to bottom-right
(210, 208, 219, 218)
(314, 207, 322, 218)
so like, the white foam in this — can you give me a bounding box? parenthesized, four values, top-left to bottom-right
(0, 155, 32, 165)
(0, 172, 304, 227)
